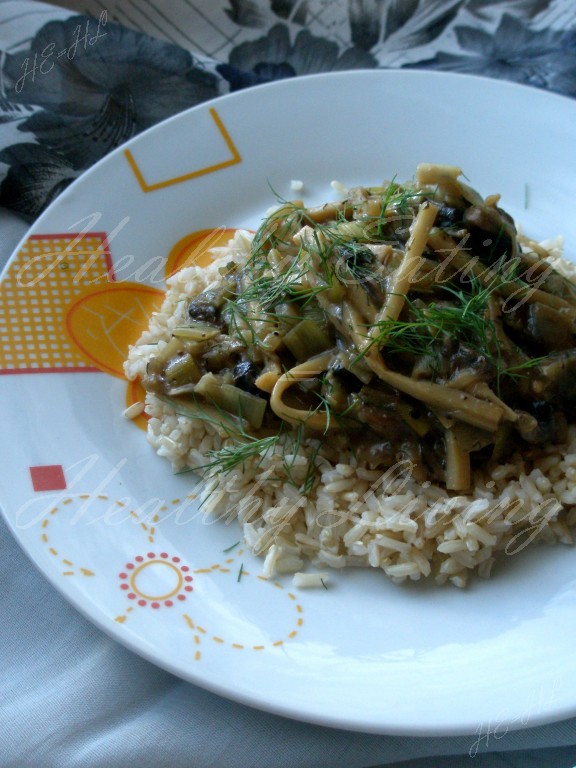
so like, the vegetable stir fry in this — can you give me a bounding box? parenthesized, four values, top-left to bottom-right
(141, 164, 576, 491)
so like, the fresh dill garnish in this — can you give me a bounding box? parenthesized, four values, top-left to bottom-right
(201, 433, 283, 475)
(250, 196, 306, 256)
(281, 423, 322, 495)
(372, 178, 428, 238)
(332, 241, 376, 284)
(241, 249, 311, 306)
(159, 392, 323, 494)
(173, 465, 200, 475)
(312, 388, 333, 433)
(299, 442, 322, 495)
(362, 288, 497, 362)
(350, 254, 552, 400)
(223, 541, 240, 553)
(237, 563, 244, 582)
(159, 393, 279, 471)
(499, 355, 549, 381)
(227, 180, 436, 353)
(369, 257, 516, 352)
(226, 203, 332, 349)
(376, 178, 400, 237)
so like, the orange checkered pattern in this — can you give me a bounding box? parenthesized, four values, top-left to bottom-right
(0, 233, 113, 374)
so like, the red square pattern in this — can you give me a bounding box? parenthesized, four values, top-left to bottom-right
(29, 465, 67, 492)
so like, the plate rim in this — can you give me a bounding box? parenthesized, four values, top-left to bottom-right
(2, 68, 576, 736)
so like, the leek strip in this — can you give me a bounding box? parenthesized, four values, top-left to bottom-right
(217, 384, 267, 429)
(304, 201, 352, 224)
(195, 374, 267, 429)
(372, 367, 504, 432)
(367, 201, 439, 347)
(304, 270, 355, 339)
(467, 382, 519, 423)
(283, 318, 332, 360)
(444, 429, 471, 491)
(270, 351, 336, 430)
(164, 353, 201, 386)
(172, 324, 219, 341)
(485, 295, 534, 376)
(343, 280, 378, 324)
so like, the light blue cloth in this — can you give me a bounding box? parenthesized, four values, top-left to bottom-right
(1, 2, 576, 766)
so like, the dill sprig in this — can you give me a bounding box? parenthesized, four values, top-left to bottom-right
(226, 204, 331, 349)
(499, 356, 550, 382)
(370, 256, 520, 353)
(159, 393, 279, 471)
(229, 179, 434, 345)
(201, 432, 283, 475)
(358, 261, 549, 394)
(241, 248, 313, 306)
(370, 178, 430, 238)
(281, 422, 323, 496)
(250, 195, 306, 256)
(364, 289, 498, 362)
(159, 392, 324, 494)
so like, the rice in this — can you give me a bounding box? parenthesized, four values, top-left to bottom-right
(292, 572, 330, 589)
(124, 229, 576, 588)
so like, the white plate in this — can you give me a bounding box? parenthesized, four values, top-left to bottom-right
(2, 70, 576, 737)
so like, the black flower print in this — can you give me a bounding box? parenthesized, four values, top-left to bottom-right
(0, 143, 77, 221)
(219, 22, 376, 90)
(271, 0, 308, 25)
(0, 99, 34, 126)
(225, 0, 269, 28)
(465, 0, 553, 22)
(225, 0, 308, 29)
(5, 16, 220, 129)
(406, 14, 576, 97)
(0, 14, 221, 218)
(349, 0, 463, 52)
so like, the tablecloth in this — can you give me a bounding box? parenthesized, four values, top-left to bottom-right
(1, 1, 576, 766)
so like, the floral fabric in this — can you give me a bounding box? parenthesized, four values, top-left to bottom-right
(0, 0, 575, 220)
